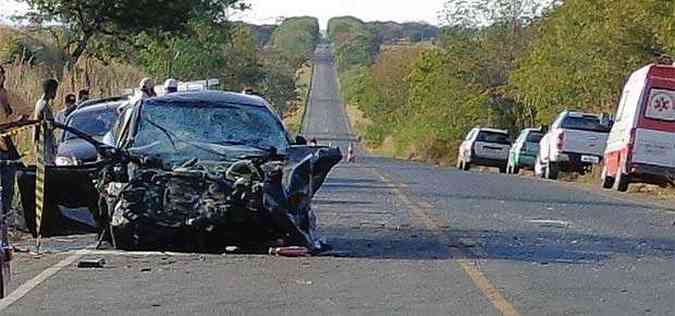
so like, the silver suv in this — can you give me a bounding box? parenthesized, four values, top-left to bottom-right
(457, 128, 512, 173)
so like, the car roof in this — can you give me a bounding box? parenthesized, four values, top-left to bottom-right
(76, 96, 129, 110)
(521, 128, 544, 133)
(477, 128, 509, 134)
(146, 91, 271, 108)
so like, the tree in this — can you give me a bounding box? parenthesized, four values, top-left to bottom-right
(21, 0, 245, 63)
(508, 0, 671, 125)
(270, 17, 320, 67)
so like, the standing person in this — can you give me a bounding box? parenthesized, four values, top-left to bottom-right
(55, 93, 76, 124)
(131, 78, 156, 104)
(0, 66, 29, 248)
(77, 89, 90, 104)
(163, 79, 178, 95)
(33, 79, 59, 165)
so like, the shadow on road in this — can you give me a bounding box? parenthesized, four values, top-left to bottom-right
(320, 226, 675, 264)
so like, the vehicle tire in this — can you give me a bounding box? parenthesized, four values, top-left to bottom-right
(613, 168, 631, 192)
(600, 165, 614, 189)
(545, 161, 559, 180)
(512, 165, 520, 175)
(462, 159, 471, 171)
(499, 165, 507, 174)
(534, 155, 545, 178)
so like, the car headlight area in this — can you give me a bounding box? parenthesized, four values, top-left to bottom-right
(55, 156, 81, 166)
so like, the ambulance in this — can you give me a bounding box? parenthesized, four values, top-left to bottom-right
(602, 64, 675, 192)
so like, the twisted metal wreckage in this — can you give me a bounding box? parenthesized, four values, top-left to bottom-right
(1, 116, 342, 255)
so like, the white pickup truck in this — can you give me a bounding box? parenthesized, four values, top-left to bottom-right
(535, 111, 612, 180)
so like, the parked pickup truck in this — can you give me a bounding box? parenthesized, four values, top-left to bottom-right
(535, 111, 612, 180)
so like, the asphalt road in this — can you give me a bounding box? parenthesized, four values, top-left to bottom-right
(2, 45, 674, 315)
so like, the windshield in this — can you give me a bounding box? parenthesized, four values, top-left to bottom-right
(561, 115, 610, 133)
(130, 100, 290, 162)
(64, 106, 119, 141)
(476, 131, 511, 145)
(526, 133, 543, 143)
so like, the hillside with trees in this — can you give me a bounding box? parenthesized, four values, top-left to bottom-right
(336, 0, 675, 163)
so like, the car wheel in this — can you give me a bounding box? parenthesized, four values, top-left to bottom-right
(512, 164, 520, 175)
(545, 161, 559, 180)
(499, 165, 507, 174)
(534, 155, 544, 178)
(613, 166, 631, 192)
(600, 165, 614, 189)
(462, 160, 471, 171)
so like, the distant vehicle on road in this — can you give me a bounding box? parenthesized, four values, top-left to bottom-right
(457, 128, 512, 173)
(507, 128, 544, 174)
(535, 111, 611, 180)
(56, 97, 125, 166)
(602, 64, 675, 191)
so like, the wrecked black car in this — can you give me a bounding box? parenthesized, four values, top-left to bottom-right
(20, 91, 341, 253)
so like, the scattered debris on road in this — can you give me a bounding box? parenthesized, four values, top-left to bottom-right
(77, 258, 106, 268)
(269, 246, 310, 257)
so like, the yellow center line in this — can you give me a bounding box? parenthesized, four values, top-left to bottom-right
(369, 168, 523, 316)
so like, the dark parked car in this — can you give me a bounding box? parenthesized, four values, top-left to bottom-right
(56, 98, 125, 165)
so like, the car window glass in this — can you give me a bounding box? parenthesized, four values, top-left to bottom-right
(64, 107, 119, 140)
(616, 89, 629, 121)
(526, 133, 543, 143)
(131, 100, 290, 162)
(561, 115, 611, 133)
(476, 131, 511, 145)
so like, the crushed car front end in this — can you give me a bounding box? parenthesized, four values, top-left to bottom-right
(100, 91, 341, 253)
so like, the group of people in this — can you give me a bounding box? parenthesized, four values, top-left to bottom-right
(0, 66, 93, 232)
(133, 77, 179, 102)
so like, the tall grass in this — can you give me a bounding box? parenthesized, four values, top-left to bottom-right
(3, 58, 146, 160)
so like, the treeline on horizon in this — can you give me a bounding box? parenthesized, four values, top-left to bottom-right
(330, 0, 675, 163)
(0, 1, 323, 117)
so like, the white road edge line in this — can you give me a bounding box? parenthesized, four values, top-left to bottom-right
(0, 249, 85, 311)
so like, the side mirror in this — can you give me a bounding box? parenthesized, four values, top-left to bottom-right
(295, 135, 308, 145)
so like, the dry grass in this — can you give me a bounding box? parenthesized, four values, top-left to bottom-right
(3, 58, 145, 160)
(284, 63, 312, 134)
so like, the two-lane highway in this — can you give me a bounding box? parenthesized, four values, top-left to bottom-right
(2, 45, 674, 315)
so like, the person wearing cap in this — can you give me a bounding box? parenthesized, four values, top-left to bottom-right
(164, 79, 178, 95)
(131, 78, 156, 103)
(55, 93, 77, 124)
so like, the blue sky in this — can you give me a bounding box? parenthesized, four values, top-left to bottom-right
(2, 0, 447, 28)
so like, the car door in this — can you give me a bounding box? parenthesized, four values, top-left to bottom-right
(17, 124, 107, 237)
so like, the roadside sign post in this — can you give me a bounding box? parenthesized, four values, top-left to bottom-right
(34, 120, 48, 253)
